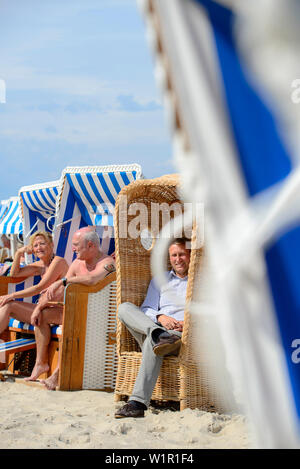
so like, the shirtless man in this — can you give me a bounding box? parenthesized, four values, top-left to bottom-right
(26, 227, 115, 388)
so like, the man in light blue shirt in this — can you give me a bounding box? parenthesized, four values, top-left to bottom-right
(115, 238, 190, 419)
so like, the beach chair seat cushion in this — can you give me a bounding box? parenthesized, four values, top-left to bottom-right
(8, 318, 62, 336)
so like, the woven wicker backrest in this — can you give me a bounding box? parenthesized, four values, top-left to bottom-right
(113, 175, 225, 411)
(115, 175, 182, 309)
(115, 174, 204, 358)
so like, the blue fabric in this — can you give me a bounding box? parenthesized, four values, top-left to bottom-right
(194, 0, 300, 420)
(55, 187, 76, 258)
(0, 338, 36, 351)
(0, 199, 22, 234)
(8, 318, 61, 335)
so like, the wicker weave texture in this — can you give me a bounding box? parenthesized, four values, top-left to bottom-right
(82, 281, 117, 390)
(113, 175, 224, 410)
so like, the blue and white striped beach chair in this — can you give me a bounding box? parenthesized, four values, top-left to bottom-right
(1, 165, 143, 387)
(53, 164, 143, 391)
(0, 196, 23, 237)
(0, 184, 61, 375)
(0, 198, 38, 373)
(0, 199, 9, 222)
(4, 180, 61, 305)
(19, 180, 59, 260)
(54, 164, 142, 263)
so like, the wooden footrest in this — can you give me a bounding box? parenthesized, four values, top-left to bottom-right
(0, 338, 36, 355)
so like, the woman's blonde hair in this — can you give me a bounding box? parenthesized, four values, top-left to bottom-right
(29, 231, 53, 248)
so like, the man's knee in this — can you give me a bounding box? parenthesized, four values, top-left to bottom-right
(117, 302, 134, 324)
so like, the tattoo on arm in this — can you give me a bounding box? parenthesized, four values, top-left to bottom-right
(104, 264, 116, 274)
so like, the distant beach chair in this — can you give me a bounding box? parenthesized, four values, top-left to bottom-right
(0, 183, 59, 376)
(52, 164, 142, 391)
(114, 175, 223, 411)
(0, 197, 22, 237)
(0, 165, 143, 389)
(19, 179, 60, 263)
(0, 200, 9, 221)
(6, 180, 61, 304)
(54, 165, 142, 263)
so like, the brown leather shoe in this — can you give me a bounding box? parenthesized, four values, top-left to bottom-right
(153, 334, 181, 357)
(115, 402, 145, 419)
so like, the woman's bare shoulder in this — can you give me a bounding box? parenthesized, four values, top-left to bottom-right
(51, 255, 69, 266)
(50, 256, 69, 272)
(28, 260, 45, 270)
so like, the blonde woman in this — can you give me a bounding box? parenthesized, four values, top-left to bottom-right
(0, 231, 68, 334)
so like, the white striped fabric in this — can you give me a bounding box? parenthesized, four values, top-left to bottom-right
(8, 318, 62, 336)
(0, 197, 22, 235)
(19, 180, 59, 243)
(0, 200, 9, 220)
(0, 338, 36, 353)
(54, 165, 143, 264)
(8, 318, 34, 332)
(8, 276, 41, 304)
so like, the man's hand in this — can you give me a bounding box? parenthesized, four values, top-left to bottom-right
(173, 320, 184, 332)
(157, 314, 183, 331)
(46, 280, 64, 301)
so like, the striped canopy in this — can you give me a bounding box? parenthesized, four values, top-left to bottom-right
(19, 180, 59, 242)
(0, 200, 9, 220)
(54, 164, 143, 263)
(0, 197, 23, 234)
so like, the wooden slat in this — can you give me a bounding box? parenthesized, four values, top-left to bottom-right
(0, 276, 27, 296)
(7, 331, 17, 373)
(58, 287, 77, 390)
(1, 339, 36, 355)
(48, 339, 60, 377)
(58, 284, 89, 390)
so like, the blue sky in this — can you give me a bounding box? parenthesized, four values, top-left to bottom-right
(0, 0, 174, 201)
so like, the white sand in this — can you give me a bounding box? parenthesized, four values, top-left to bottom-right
(0, 377, 252, 449)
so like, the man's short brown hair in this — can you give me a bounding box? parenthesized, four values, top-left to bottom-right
(169, 237, 191, 249)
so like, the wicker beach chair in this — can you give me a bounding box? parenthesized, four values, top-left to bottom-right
(114, 175, 223, 411)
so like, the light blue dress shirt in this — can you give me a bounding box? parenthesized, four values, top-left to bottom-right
(141, 270, 188, 323)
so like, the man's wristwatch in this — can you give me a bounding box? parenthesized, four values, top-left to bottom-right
(62, 277, 67, 287)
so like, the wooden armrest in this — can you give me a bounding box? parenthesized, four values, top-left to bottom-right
(47, 301, 65, 307)
(64, 271, 116, 295)
(0, 276, 27, 284)
(0, 276, 28, 296)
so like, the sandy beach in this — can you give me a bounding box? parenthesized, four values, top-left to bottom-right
(0, 376, 252, 450)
